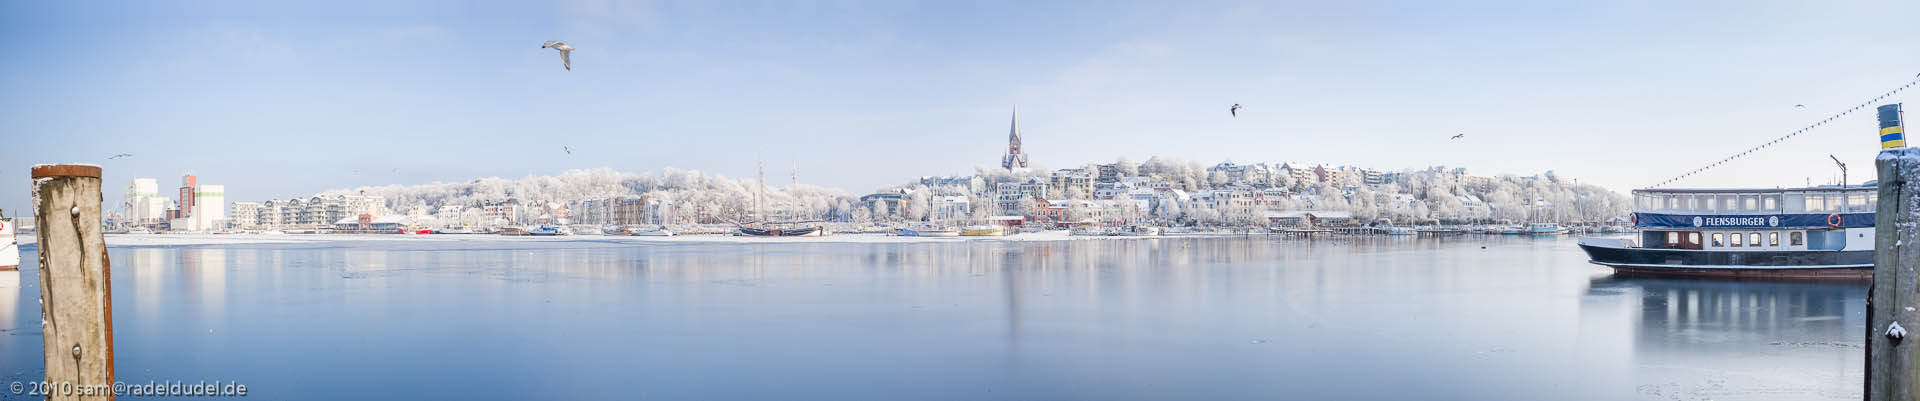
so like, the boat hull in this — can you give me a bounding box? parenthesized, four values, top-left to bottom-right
(1577, 243, 1871, 280)
(961, 227, 1004, 236)
(738, 227, 820, 237)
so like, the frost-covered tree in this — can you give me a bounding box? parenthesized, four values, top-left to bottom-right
(907, 189, 930, 222)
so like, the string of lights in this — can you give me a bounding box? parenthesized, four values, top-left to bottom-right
(1649, 74, 1920, 188)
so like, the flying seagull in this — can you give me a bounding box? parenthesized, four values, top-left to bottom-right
(107, 153, 133, 159)
(1230, 104, 1242, 117)
(563, 146, 572, 155)
(1795, 104, 1805, 109)
(1450, 134, 1465, 140)
(542, 40, 574, 71)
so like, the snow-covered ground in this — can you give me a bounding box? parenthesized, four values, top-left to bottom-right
(13, 230, 1223, 247)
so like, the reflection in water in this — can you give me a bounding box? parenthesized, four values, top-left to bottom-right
(0, 237, 1871, 400)
(1590, 277, 1863, 346)
(1587, 277, 1865, 399)
(0, 271, 17, 336)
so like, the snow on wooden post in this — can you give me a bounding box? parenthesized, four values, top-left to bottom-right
(31, 164, 114, 401)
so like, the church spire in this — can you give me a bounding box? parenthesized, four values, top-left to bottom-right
(1001, 105, 1028, 171)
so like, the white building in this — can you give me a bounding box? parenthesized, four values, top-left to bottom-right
(342, 194, 388, 218)
(122, 178, 168, 226)
(230, 201, 261, 230)
(929, 194, 971, 221)
(191, 184, 226, 232)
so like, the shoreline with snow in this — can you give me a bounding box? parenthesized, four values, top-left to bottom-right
(14, 231, 1253, 247)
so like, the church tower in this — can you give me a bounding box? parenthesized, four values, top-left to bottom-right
(1001, 106, 1029, 171)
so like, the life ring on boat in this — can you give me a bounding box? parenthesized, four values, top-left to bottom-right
(1828, 213, 1842, 228)
(1629, 213, 1637, 226)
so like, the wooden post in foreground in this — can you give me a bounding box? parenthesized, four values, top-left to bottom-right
(31, 164, 114, 401)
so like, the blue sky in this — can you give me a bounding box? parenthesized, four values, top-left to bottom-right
(3, 0, 1919, 214)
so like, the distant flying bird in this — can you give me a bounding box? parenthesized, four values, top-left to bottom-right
(1230, 104, 1242, 117)
(1795, 104, 1805, 109)
(542, 40, 574, 71)
(563, 146, 572, 155)
(1450, 134, 1465, 140)
(107, 153, 133, 159)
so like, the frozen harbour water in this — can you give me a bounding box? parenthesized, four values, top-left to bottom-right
(14, 230, 1182, 247)
(0, 235, 1865, 400)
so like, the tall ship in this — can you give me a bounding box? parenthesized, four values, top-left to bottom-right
(1577, 103, 1906, 279)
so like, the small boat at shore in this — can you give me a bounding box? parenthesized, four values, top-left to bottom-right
(630, 225, 676, 236)
(738, 225, 823, 237)
(899, 228, 960, 237)
(961, 225, 1004, 236)
(0, 217, 16, 271)
(1526, 223, 1567, 235)
(528, 225, 574, 236)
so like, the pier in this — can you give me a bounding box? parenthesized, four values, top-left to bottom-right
(30, 164, 115, 401)
(1870, 147, 1920, 400)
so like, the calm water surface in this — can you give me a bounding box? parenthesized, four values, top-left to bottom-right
(0, 235, 1865, 400)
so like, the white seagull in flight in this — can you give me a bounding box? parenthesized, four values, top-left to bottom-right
(1230, 104, 1242, 117)
(542, 40, 574, 71)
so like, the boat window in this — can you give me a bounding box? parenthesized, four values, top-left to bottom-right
(1869, 192, 1879, 210)
(1783, 193, 1804, 213)
(1712, 233, 1725, 247)
(1827, 193, 1846, 212)
(1742, 195, 1757, 211)
(1806, 195, 1827, 212)
(1715, 195, 1733, 212)
(1849, 192, 1868, 212)
(1689, 232, 1701, 247)
(1667, 231, 1679, 246)
(1769, 232, 1779, 246)
(1749, 233, 1761, 247)
(1791, 231, 1804, 246)
(1762, 195, 1779, 211)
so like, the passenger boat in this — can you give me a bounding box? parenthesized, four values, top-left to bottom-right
(1497, 225, 1526, 235)
(1577, 185, 1875, 279)
(961, 225, 1005, 236)
(0, 217, 17, 271)
(1526, 223, 1567, 235)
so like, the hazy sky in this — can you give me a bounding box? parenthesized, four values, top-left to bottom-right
(3, 0, 1918, 214)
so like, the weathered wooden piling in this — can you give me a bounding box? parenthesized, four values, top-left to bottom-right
(31, 164, 114, 401)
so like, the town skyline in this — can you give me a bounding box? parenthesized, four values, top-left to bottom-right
(7, 0, 1920, 215)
